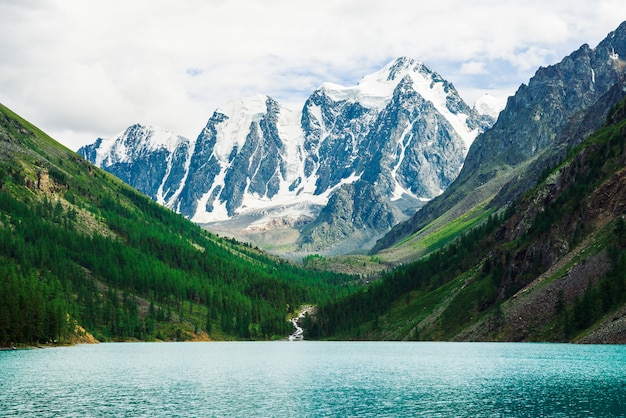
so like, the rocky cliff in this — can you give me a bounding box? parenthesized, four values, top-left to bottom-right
(373, 21, 626, 254)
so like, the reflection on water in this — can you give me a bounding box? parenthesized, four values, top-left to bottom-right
(1, 342, 625, 417)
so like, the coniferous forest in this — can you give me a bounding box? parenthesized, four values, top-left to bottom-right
(0, 103, 353, 346)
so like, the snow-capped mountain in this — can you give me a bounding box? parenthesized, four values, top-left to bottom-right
(79, 57, 495, 254)
(79, 124, 194, 206)
(373, 21, 626, 254)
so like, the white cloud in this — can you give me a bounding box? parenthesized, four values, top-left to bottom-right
(460, 62, 488, 75)
(1, 0, 626, 150)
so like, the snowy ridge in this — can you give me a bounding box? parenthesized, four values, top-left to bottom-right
(320, 57, 426, 109)
(97, 124, 189, 166)
(321, 57, 480, 151)
(80, 57, 497, 252)
(80, 124, 195, 212)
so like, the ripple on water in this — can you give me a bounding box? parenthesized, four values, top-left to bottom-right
(1, 342, 625, 417)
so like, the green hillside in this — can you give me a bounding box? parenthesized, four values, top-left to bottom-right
(0, 103, 353, 346)
(308, 98, 626, 343)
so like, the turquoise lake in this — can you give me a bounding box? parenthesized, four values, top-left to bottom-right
(1, 341, 625, 417)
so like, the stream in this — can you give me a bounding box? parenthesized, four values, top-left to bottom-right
(288, 305, 314, 341)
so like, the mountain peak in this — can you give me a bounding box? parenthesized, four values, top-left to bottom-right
(215, 94, 273, 119)
(124, 124, 186, 150)
(385, 56, 425, 80)
(82, 57, 492, 255)
(81, 123, 186, 167)
(373, 20, 626, 256)
(208, 94, 288, 162)
(318, 57, 450, 110)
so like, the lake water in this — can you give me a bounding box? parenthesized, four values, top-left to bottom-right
(1, 341, 625, 417)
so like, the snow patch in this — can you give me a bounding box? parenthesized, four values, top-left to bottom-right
(276, 105, 306, 186)
(390, 122, 416, 201)
(94, 136, 118, 167)
(158, 138, 195, 208)
(213, 95, 268, 161)
(191, 163, 229, 223)
(240, 172, 361, 230)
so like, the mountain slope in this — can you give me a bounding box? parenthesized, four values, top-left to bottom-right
(0, 103, 351, 346)
(373, 21, 626, 261)
(308, 93, 626, 343)
(79, 57, 495, 255)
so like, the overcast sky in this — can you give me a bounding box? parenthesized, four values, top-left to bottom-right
(1, 1, 626, 150)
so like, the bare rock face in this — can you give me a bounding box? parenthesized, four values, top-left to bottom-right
(36, 170, 56, 194)
(37, 170, 52, 192)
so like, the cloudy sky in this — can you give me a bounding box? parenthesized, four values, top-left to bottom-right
(1, 1, 626, 150)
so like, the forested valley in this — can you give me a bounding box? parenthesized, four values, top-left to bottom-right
(4, 91, 626, 346)
(0, 103, 354, 346)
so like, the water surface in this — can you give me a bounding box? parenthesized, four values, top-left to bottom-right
(1, 342, 624, 417)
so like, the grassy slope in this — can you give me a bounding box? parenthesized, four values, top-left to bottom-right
(307, 160, 528, 277)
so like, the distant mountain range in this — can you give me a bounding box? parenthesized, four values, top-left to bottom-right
(6, 20, 626, 346)
(79, 57, 498, 255)
(78, 19, 626, 265)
